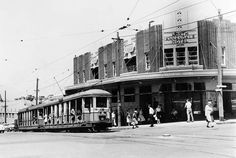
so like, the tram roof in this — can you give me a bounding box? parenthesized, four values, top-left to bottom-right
(63, 89, 111, 101)
(18, 89, 111, 113)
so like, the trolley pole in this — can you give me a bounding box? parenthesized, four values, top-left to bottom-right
(4, 90, 7, 123)
(35, 78, 39, 105)
(217, 9, 224, 121)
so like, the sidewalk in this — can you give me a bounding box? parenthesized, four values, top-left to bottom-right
(110, 119, 236, 131)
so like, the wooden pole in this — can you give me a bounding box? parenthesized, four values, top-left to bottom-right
(4, 90, 7, 123)
(36, 78, 39, 105)
(217, 9, 224, 121)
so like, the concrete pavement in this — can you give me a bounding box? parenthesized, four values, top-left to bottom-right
(0, 119, 235, 158)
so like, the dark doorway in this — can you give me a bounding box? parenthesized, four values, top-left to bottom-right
(139, 94, 152, 122)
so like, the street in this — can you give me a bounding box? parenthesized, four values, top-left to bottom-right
(0, 120, 236, 158)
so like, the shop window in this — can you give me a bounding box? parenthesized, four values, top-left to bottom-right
(111, 89, 118, 103)
(77, 72, 80, 83)
(104, 64, 108, 78)
(91, 67, 99, 79)
(231, 92, 236, 111)
(145, 53, 150, 70)
(124, 87, 135, 102)
(194, 82, 205, 90)
(125, 57, 137, 72)
(175, 83, 191, 91)
(160, 84, 172, 92)
(176, 47, 185, 65)
(82, 70, 86, 83)
(96, 97, 107, 108)
(222, 83, 232, 90)
(188, 47, 198, 65)
(113, 62, 116, 77)
(164, 48, 174, 66)
(139, 86, 151, 94)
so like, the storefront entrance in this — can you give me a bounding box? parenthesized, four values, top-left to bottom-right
(163, 91, 204, 122)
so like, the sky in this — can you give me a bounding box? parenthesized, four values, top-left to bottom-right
(0, 0, 236, 100)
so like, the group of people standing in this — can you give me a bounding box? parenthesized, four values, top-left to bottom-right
(148, 104, 163, 127)
(184, 98, 215, 128)
(126, 108, 146, 129)
(112, 98, 216, 128)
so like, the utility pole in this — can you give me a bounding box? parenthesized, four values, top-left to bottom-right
(35, 78, 39, 105)
(112, 27, 126, 127)
(116, 32, 121, 127)
(4, 90, 7, 123)
(217, 9, 224, 121)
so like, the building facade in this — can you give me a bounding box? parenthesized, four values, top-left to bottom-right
(66, 14, 236, 125)
(0, 99, 32, 124)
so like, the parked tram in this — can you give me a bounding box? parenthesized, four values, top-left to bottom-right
(17, 89, 112, 132)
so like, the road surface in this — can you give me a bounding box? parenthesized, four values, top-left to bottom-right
(0, 120, 236, 158)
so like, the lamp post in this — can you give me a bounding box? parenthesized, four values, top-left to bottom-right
(217, 9, 224, 121)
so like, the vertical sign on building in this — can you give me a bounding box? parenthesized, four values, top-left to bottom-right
(162, 9, 199, 67)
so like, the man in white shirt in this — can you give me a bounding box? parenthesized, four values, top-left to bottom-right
(148, 105, 154, 127)
(205, 100, 214, 128)
(185, 98, 194, 122)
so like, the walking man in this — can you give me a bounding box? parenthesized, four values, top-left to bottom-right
(205, 100, 214, 128)
(185, 98, 194, 122)
(148, 105, 155, 127)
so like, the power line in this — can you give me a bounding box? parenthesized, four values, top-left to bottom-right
(131, 0, 209, 26)
(131, 0, 181, 25)
(29, 9, 236, 95)
(127, 0, 141, 21)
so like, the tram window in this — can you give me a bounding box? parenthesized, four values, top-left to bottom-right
(84, 97, 93, 108)
(96, 97, 107, 108)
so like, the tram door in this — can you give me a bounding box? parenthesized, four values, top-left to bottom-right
(84, 97, 93, 122)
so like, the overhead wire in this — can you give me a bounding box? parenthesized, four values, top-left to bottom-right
(26, 0, 236, 96)
(131, 0, 209, 26)
(39, 9, 236, 93)
(131, 0, 181, 25)
(127, 0, 141, 21)
(22, 1, 181, 94)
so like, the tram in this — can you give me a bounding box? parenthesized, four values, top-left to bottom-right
(17, 89, 112, 132)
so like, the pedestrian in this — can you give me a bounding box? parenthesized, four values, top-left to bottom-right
(112, 111, 117, 127)
(48, 113, 52, 125)
(205, 100, 214, 128)
(71, 108, 76, 125)
(171, 108, 178, 121)
(126, 111, 131, 126)
(138, 109, 145, 124)
(131, 109, 139, 129)
(185, 98, 194, 122)
(77, 109, 82, 123)
(44, 114, 48, 125)
(155, 104, 162, 124)
(148, 105, 155, 127)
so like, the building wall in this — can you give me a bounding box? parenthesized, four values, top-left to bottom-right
(98, 46, 105, 79)
(198, 20, 218, 69)
(73, 57, 78, 84)
(84, 52, 91, 81)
